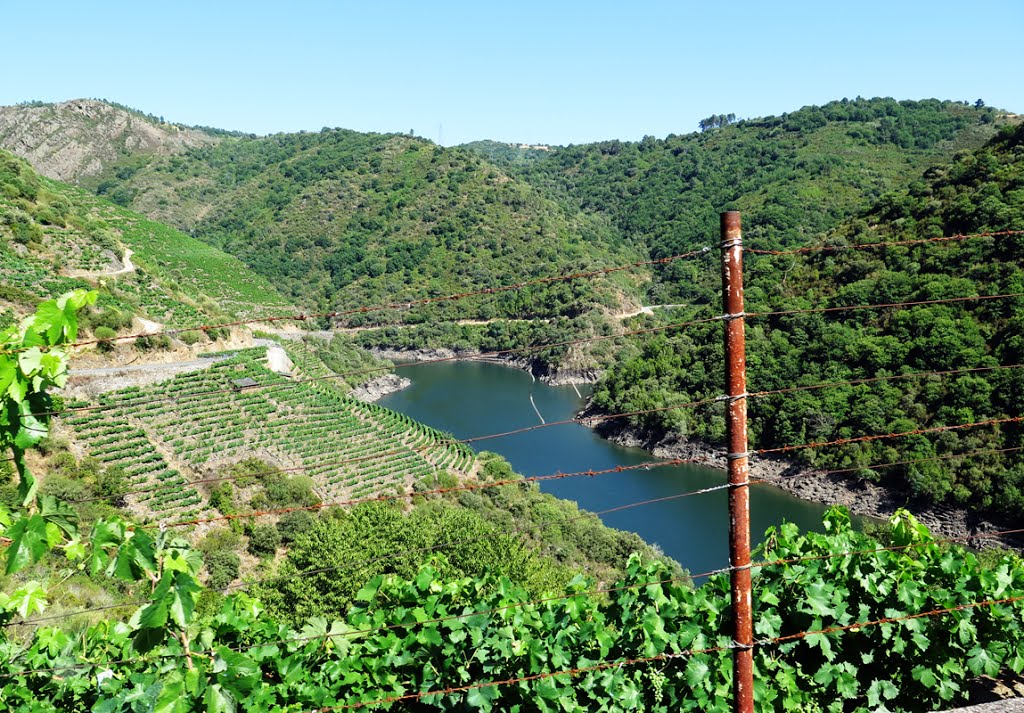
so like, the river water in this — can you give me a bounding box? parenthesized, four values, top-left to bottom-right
(380, 360, 839, 575)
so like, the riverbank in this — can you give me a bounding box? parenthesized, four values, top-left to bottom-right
(597, 422, 1023, 551)
(368, 347, 601, 385)
(349, 373, 412, 402)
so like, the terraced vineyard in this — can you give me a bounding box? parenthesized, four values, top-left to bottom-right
(102, 209, 297, 320)
(0, 248, 95, 305)
(273, 334, 391, 393)
(1, 146, 296, 330)
(60, 348, 476, 522)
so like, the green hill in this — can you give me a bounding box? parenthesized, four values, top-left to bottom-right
(482, 98, 1003, 304)
(76, 129, 639, 322)
(3, 98, 1001, 336)
(0, 147, 294, 333)
(590, 120, 1024, 518)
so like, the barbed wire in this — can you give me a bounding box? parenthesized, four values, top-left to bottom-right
(2, 485, 728, 632)
(26, 289, 1018, 428)
(757, 415, 1023, 456)
(47, 361, 1024, 509)
(36, 311, 726, 421)
(154, 473, 732, 530)
(309, 592, 1024, 711)
(21, 469, 1024, 631)
(759, 445, 1024, 480)
(8, 592, 1018, 695)
(746, 291, 1023, 322)
(745, 229, 1024, 256)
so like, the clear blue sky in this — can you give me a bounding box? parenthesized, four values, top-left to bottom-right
(5, 0, 1022, 146)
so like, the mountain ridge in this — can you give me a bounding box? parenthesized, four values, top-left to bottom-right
(0, 99, 219, 183)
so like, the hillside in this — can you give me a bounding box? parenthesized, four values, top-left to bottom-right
(590, 121, 1024, 520)
(58, 347, 473, 522)
(0, 99, 218, 183)
(0, 147, 294, 333)
(482, 98, 1003, 304)
(1, 98, 1002, 335)
(71, 129, 640, 321)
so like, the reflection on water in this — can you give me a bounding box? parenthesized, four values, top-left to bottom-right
(380, 360, 840, 575)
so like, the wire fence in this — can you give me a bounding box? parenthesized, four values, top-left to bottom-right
(5, 224, 1023, 709)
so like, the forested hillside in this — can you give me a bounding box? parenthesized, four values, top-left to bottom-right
(591, 121, 1024, 517)
(482, 98, 1001, 304)
(5, 98, 999, 332)
(75, 129, 639, 321)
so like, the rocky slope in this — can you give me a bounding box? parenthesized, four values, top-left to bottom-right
(0, 99, 217, 182)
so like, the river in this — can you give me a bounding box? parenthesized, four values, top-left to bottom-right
(380, 360, 843, 575)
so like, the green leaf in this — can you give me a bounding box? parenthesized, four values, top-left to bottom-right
(911, 665, 937, 689)
(136, 574, 173, 630)
(9, 581, 48, 617)
(17, 348, 44, 377)
(30, 300, 64, 344)
(355, 574, 384, 603)
(802, 582, 837, 617)
(866, 679, 898, 708)
(154, 674, 187, 713)
(213, 648, 260, 696)
(5, 514, 54, 573)
(169, 571, 202, 628)
(89, 519, 124, 576)
(466, 683, 500, 710)
(968, 645, 1001, 677)
(0, 359, 15, 398)
(686, 657, 710, 689)
(204, 684, 236, 713)
(38, 494, 79, 538)
(754, 609, 782, 638)
(63, 536, 87, 561)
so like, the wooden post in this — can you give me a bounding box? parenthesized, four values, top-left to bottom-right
(721, 211, 753, 713)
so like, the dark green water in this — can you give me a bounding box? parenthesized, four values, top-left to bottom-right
(379, 360, 837, 575)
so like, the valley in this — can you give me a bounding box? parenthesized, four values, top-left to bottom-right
(0, 94, 1022, 711)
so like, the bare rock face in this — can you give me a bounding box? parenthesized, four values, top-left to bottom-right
(0, 99, 218, 182)
(349, 374, 412, 402)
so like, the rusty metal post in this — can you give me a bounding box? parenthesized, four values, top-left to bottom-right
(721, 211, 753, 713)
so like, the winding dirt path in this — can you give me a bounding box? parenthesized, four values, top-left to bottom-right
(65, 248, 137, 279)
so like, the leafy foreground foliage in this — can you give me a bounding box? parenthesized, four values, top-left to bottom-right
(2, 507, 1023, 712)
(0, 287, 98, 504)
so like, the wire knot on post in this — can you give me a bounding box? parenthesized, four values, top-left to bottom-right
(726, 451, 751, 461)
(720, 238, 742, 250)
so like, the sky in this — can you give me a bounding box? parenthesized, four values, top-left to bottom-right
(4, 0, 1022, 146)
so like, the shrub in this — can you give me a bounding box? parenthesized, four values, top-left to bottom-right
(276, 510, 316, 544)
(205, 549, 240, 589)
(135, 334, 173, 351)
(207, 483, 236, 514)
(93, 326, 117, 351)
(94, 466, 129, 507)
(250, 472, 318, 510)
(179, 330, 204, 346)
(247, 523, 281, 557)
